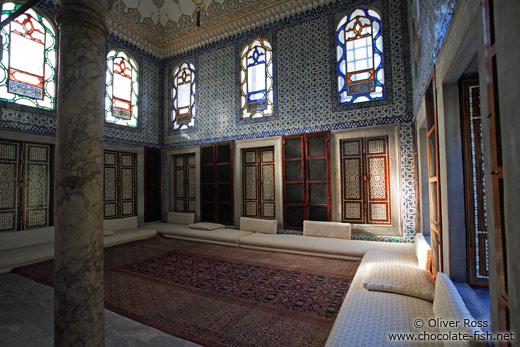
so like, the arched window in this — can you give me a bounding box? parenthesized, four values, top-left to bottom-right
(240, 38, 273, 119)
(336, 8, 384, 104)
(172, 62, 196, 130)
(105, 49, 138, 128)
(0, 2, 57, 110)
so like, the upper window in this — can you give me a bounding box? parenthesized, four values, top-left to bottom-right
(0, 2, 57, 110)
(336, 8, 384, 105)
(105, 49, 138, 128)
(172, 62, 196, 130)
(240, 38, 273, 119)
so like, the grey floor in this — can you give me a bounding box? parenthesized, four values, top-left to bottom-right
(0, 273, 201, 347)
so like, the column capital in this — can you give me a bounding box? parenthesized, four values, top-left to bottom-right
(56, 0, 113, 37)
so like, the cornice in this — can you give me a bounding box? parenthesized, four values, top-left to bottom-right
(107, 0, 335, 58)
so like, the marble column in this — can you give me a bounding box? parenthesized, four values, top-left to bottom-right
(54, 1, 111, 346)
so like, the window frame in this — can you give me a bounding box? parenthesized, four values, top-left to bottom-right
(236, 33, 278, 125)
(0, 2, 58, 115)
(329, 1, 393, 113)
(104, 48, 141, 130)
(169, 57, 198, 134)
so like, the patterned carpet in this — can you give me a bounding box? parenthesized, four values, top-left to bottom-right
(15, 237, 360, 346)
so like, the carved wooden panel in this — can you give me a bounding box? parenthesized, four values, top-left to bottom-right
(23, 143, 51, 229)
(174, 153, 196, 213)
(0, 140, 19, 231)
(104, 151, 136, 219)
(341, 136, 390, 225)
(242, 147, 275, 220)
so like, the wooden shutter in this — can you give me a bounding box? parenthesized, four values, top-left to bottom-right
(120, 152, 136, 217)
(283, 132, 330, 230)
(103, 150, 136, 219)
(341, 136, 390, 225)
(173, 154, 196, 214)
(260, 148, 275, 219)
(341, 139, 364, 223)
(366, 137, 391, 224)
(0, 140, 20, 231)
(23, 143, 51, 229)
(200, 142, 234, 225)
(103, 151, 118, 219)
(242, 147, 275, 220)
(425, 73, 442, 278)
(144, 148, 162, 222)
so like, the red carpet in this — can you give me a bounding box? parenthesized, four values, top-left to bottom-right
(15, 237, 360, 346)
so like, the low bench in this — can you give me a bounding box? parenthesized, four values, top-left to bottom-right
(0, 216, 156, 274)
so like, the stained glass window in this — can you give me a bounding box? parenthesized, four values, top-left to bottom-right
(240, 39, 273, 119)
(336, 8, 384, 104)
(0, 2, 57, 110)
(105, 49, 138, 127)
(172, 62, 196, 130)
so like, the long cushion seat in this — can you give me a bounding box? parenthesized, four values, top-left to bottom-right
(153, 223, 252, 245)
(326, 249, 439, 346)
(0, 227, 55, 251)
(0, 242, 54, 274)
(104, 227, 157, 247)
(239, 232, 414, 258)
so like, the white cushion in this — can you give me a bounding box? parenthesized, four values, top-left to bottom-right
(0, 226, 54, 251)
(103, 230, 115, 237)
(189, 222, 225, 231)
(303, 220, 351, 239)
(0, 241, 54, 272)
(239, 217, 277, 234)
(433, 273, 486, 344)
(415, 233, 431, 270)
(363, 263, 435, 301)
(103, 216, 138, 231)
(167, 212, 195, 225)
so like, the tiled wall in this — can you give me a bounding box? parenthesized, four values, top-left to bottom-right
(411, 0, 457, 115)
(160, 0, 417, 242)
(0, 0, 420, 242)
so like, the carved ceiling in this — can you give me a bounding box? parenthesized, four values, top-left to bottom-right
(106, 0, 335, 57)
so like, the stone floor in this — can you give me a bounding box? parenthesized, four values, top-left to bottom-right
(0, 273, 200, 347)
